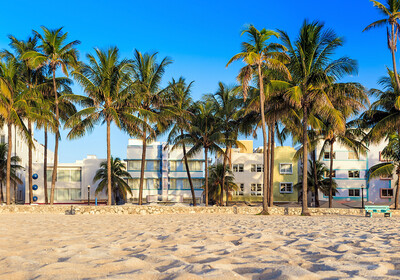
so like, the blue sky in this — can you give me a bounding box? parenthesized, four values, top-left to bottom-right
(0, 0, 393, 162)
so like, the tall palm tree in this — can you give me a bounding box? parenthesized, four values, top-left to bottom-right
(22, 26, 80, 205)
(66, 47, 139, 206)
(319, 83, 369, 207)
(227, 25, 290, 214)
(364, 0, 400, 90)
(0, 56, 30, 205)
(93, 156, 132, 205)
(277, 20, 357, 215)
(367, 133, 400, 209)
(164, 77, 197, 206)
(207, 83, 243, 206)
(178, 101, 223, 206)
(0, 143, 23, 203)
(206, 164, 238, 205)
(130, 50, 171, 205)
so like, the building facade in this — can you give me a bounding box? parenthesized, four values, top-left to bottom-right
(226, 140, 299, 202)
(317, 140, 397, 204)
(125, 139, 205, 203)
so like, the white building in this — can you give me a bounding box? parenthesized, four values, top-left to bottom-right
(125, 139, 205, 203)
(317, 140, 397, 204)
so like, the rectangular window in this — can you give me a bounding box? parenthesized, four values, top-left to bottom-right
(128, 160, 141, 170)
(146, 160, 160, 171)
(379, 152, 391, 162)
(324, 152, 336, 160)
(192, 179, 203, 189)
(381, 188, 394, 198)
(169, 179, 177, 190)
(280, 182, 293, 194)
(250, 184, 262, 196)
(251, 164, 256, 172)
(169, 161, 177, 171)
(280, 163, 293, 174)
(233, 164, 244, 172)
(188, 161, 202, 171)
(256, 164, 263, 172)
(348, 170, 360, 178)
(348, 189, 360, 197)
(235, 183, 244, 196)
(380, 173, 393, 180)
(47, 188, 81, 201)
(348, 151, 358, 160)
(324, 170, 336, 178)
(47, 168, 82, 182)
(0, 135, 5, 144)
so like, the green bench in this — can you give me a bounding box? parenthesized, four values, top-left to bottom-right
(364, 205, 392, 217)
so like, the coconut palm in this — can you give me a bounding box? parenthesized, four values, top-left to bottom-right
(93, 156, 132, 205)
(0, 56, 30, 205)
(22, 26, 80, 205)
(129, 50, 172, 205)
(207, 83, 243, 206)
(66, 47, 139, 206)
(0, 143, 23, 203)
(164, 77, 197, 205)
(367, 133, 400, 209)
(177, 101, 224, 206)
(364, 0, 400, 91)
(206, 164, 238, 205)
(227, 24, 290, 214)
(277, 20, 357, 215)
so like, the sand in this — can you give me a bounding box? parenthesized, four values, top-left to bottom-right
(0, 213, 400, 279)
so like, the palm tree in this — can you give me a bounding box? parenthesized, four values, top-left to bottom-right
(0, 143, 23, 203)
(227, 25, 290, 214)
(364, 0, 400, 90)
(93, 156, 132, 205)
(206, 164, 238, 205)
(207, 83, 243, 206)
(277, 20, 357, 215)
(0, 56, 30, 205)
(22, 26, 80, 205)
(164, 77, 197, 206)
(66, 47, 138, 206)
(130, 50, 172, 205)
(368, 133, 400, 209)
(319, 83, 369, 207)
(294, 160, 338, 202)
(178, 101, 223, 206)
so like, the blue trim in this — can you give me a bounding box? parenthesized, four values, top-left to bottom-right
(169, 170, 203, 173)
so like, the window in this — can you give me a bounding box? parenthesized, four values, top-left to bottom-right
(146, 160, 160, 171)
(324, 152, 336, 160)
(192, 179, 203, 189)
(256, 164, 263, 172)
(47, 169, 82, 182)
(235, 184, 244, 196)
(348, 170, 360, 178)
(129, 179, 160, 190)
(381, 188, 394, 198)
(348, 152, 358, 160)
(280, 182, 293, 193)
(250, 184, 262, 196)
(280, 163, 293, 174)
(0, 135, 5, 144)
(251, 164, 256, 172)
(169, 161, 177, 171)
(233, 164, 244, 172)
(348, 189, 360, 197)
(184, 161, 202, 171)
(380, 173, 393, 180)
(324, 170, 336, 178)
(47, 188, 81, 201)
(128, 161, 141, 170)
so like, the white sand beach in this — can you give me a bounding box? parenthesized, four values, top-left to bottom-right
(0, 213, 400, 279)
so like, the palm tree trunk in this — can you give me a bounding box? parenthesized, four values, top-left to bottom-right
(182, 138, 196, 206)
(44, 126, 48, 204)
(302, 105, 310, 215)
(312, 149, 319, 207)
(204, 146, 209, 206)
(107, 118, 112, 205)
(269, 122, 275, 207)
(395, 166, 400, 210)
(258, 64, 269, 215)
(138, 121, 147, 205)
(266, 125, 271, 206)
(6, 122, 12, 205)
(50, 69, 59, 205)
(221, 148, 227, 206)
(329, 141, 334, 208)
(0, 182, 3, 203)
(28, 120, 33, 204)
(225, 145, 231, 207)
(390, 23, 400, 90)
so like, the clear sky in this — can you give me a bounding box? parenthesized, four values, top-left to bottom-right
(0, 0, 393, 162)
